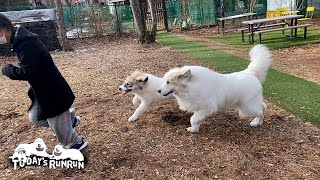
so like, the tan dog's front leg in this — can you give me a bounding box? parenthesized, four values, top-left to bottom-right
(132, 95, 141, 107)
(128, 102, 150, 122)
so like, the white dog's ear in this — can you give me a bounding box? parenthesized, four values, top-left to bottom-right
(178, 70, 191, 84)
(175, 64, 182, 68)
(139, 76, 148, 83)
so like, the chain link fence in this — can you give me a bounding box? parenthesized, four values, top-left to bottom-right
(218, 0, 267, 17)
(165, 0, 218, 29)
(308, 0, 320, 14)
(63, 4, 136, 38)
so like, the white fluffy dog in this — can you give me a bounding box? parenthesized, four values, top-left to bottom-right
(10, 138, 49, 161)
(158, 44, 271, 133)
(51, 145, 84, 161)
(32, 138, 50, 157)
(119, 71, 173, 122)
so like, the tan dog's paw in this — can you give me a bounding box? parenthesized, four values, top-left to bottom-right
(128, 116, 138, 122)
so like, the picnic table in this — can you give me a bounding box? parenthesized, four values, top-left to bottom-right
(217, 13, 257, 34)
(242, 15, 306, 44)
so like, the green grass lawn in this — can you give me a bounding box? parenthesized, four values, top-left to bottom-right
(158, 33, 320, 127)
(207, 28, 320, 50)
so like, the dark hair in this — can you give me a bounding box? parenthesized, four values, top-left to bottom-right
(0, 13, 14, 31)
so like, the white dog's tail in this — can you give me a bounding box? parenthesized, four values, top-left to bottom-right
(245, 44, 272, 82)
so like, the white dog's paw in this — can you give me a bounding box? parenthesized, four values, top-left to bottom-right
(250, 117, 263, 127)
(128, 116, 138, 122)
(186, 126, 199, 133)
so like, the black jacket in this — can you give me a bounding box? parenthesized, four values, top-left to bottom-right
(2, 26, 75, 120)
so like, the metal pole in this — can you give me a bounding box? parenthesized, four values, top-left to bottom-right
(220, 0, 225, 34)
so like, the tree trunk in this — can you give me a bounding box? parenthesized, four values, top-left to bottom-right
(148, 0, 157, 43)
(54, 0, 73, 51)
(130, 0, 147, 43)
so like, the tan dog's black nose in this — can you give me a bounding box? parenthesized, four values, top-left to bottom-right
(157, 90, 161, 94)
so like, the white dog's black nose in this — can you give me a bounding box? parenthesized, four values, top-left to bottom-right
(119, 88, 121, 91)
(157, 90, 161, 94)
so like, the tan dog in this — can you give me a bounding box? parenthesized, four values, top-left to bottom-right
(119, 71, 173, 122)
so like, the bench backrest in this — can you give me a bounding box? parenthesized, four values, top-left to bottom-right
(305, 7, 315, 19)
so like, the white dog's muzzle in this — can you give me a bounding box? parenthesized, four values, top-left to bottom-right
(158, 83, 174, 96)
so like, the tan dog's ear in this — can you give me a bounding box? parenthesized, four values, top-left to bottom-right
(139, 76, 148, 83)
(178, 69, 191, 84)
(133, 69, 142, 74)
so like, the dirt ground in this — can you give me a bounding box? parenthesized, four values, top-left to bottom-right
(0, 37, 320, 179)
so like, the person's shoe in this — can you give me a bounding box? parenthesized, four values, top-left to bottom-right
(70, 138, 87, 151)
(73, 116, 81, 128)
(70, 108, 81, 128)
(69, 108, 75, 118)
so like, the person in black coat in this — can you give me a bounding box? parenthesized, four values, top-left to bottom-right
(0, 14, 87, 150)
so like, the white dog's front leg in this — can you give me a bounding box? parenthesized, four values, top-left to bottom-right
(250, 116, 263, 127)
(132, 95, 141, 107)
(128, 102, 150, 122)
(187, 111, 208, 133)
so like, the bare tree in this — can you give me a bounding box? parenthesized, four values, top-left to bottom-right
(248, 0, 257, 13)
(295, 0, 305, 10)
(54, 0, 73, 51)
(148, 0, 157, 42)
(130, 0, 146, 43)
(129, 0, 157, 44)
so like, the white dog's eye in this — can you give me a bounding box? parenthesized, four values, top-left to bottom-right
(126, 82, 130, 86)
(167, 81, 169, 84)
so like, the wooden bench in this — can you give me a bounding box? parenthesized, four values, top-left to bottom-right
(218, 13, 257, 34)
(253, 24, 311, 43)
(239, 23, 287, 42)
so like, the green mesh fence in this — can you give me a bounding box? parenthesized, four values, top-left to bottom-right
(62, 4, 135, 37)
(0, 4, 135, 37)
(165, 0, 218, 29)
(308, 0, 320, 14)
(218, 0, 267, 17)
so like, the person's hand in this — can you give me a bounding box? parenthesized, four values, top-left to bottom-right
(2, 64, 14, 76)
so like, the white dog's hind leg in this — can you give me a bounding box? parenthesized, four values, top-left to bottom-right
(128, 102, 150, 122)
(250, 102, 267, 127)
(132, 96, 141, 107)
(239, 96, 266, 127)
(187, 110, 209, 133)
(250, 116, 263, 127)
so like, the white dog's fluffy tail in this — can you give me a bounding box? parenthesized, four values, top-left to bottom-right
(246, 44, 272, 82)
